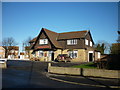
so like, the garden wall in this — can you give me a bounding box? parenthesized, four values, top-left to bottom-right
(48, 66, 120, 79)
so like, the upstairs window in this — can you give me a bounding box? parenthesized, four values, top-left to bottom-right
(67, 39, 77, 45)
(85, 39, 88, 45)
(90, 41, 92, 47)
(39, 39, 48, 45)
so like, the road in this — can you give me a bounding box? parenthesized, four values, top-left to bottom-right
(2, 60, 120, 89)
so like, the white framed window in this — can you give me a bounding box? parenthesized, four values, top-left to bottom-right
(85, 39, 88, 45)
(90, 41, 92, 47)
(39, 39, 48, 45)
(68, 50, 78, 58)
(38, 51, 43, 57)
(67, 40, 71, 45)
(67, 39, 77, 45)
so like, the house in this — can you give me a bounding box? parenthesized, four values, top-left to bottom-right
(24, 46, 31, 59)
(29, 28, 100, 62)
(20, 52, 25, 59)
(0, 46, 5, 59)
(4, 46, 19, 59)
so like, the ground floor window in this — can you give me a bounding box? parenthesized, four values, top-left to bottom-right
(48, 51, 53, 57)
(38, 51, 43, 57)
(68, 50, 78, 58)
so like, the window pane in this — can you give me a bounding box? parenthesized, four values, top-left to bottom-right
(39, 51, 43, 57)
(40, 39, 44, 44)
(70, 40, 72, 45)
(85, 39, 88, 45)
(44, 39, 48, 44)
(40, 39, 48, 44)
(67, 39, 77, 45)
(90, 41, 92, 46)
(74, 39, 77, 44)
(67, 40, 71, 45)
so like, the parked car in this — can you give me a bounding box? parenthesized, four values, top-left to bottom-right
(30, 57, 40, 61)
(55, 54, 72, 62)
(0, 59, 7, 68)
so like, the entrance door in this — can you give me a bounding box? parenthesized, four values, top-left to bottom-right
(89, 53, 93, 62)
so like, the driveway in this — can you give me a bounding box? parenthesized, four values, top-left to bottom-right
(2, 60, 119, 88)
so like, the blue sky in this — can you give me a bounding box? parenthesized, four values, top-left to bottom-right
(2, 2, 118, 52)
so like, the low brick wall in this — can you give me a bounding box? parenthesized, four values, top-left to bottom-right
(48, 66, 120, 79)
(83, 68, 120, 78)
(48, 66, 80, 75)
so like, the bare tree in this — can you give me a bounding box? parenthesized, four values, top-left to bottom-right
(22, 36, 32, 58)
(22, 36, 32, 51)
(2, 37, 18, 46)
(2, 37, 18, 58)
(94, 40, 111, 54)
(22, 36, 32, 47)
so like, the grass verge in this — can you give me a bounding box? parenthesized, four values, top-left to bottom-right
(72, 62, 97, 69)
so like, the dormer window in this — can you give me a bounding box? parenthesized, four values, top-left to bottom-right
(39, 39, 48, 45)
(67, 39, 77, 45)
(85, 39, 88, 45)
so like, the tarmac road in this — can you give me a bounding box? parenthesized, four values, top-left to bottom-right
(2, 60, 120, 89)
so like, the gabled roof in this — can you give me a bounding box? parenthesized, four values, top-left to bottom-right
(43, 28, 62, 48)
(57, 30, 88, 40)
(31, 28, 93, 49)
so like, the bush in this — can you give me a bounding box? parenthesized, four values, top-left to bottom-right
(106, 54, 120, 70)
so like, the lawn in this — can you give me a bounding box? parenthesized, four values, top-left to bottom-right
(72, 62, 97, 69)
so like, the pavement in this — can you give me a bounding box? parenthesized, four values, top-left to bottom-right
(1, 60, 120, 89)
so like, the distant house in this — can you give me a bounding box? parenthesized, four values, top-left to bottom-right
(29, 28, 100, 62)
(0, 46, 5, 59)
(3, 46, 19, 59)
(20, 52, 25, 59)
(24, 46, 31, 59)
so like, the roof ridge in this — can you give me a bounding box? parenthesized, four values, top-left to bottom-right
(59, 30, 88, 34)
(43, 28, 58, 34)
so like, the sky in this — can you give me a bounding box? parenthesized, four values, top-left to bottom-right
(2, 2, 118, 52)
